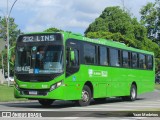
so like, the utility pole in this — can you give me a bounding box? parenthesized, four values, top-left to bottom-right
(7, 0, 9, 86)
(6, 0, 18, 86)
(1, 53, 4, 84)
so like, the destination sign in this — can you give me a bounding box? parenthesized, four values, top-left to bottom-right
(22, 35, 55, 42)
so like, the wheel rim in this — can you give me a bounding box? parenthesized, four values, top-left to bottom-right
(82, 90, 89, 102)
(131, 87, 136, 99)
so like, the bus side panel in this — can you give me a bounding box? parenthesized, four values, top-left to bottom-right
(79, 65, 109, 98)
(63, 65, 154, 100)
(108, 68, 154, 97)
(64, 65, 108, 100)
(108, 67, 130, 97)
(64, 74, 82, 100)
(137, 70, 155, 94)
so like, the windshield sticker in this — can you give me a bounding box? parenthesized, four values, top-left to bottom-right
(88, 69, 108, 77)
(29, 69, 33, 73)
(72, 76, 76, 81)
(32, 46, 37, 51)
(34, 68, 39, 74)
(19, 47, 24, 52)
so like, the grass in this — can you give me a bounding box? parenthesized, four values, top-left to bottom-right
(0, 84, 27, 102)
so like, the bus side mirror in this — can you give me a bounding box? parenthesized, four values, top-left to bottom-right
(70, 51, 75, 61)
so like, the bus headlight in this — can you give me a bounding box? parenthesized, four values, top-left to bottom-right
(15, 83, 19, 90)
(50, 81, 63, 91)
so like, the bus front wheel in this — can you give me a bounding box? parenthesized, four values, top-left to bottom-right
(38, 99, 54, 106)
(76, 85, 91, 106)
(122, 84, 137, 101)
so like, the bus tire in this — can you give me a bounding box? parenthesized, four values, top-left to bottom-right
(122, 84, 137, 101)
(38, 99, 54, 106)
(76, 85, 91, 106)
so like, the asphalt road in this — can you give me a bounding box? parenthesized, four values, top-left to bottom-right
(0, 90, 160, 119)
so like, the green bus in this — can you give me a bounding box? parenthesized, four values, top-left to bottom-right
(14, 32, 155, 106)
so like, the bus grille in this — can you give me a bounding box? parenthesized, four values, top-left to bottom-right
(15, 74, 61, 82)
(20, 88, 49, 96)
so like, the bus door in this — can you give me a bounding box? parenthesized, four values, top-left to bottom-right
(65, 39, 81, 100)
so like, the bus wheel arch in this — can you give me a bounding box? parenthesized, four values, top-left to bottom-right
(122, 82, 137, 101)
(84, 81, 93, 98)
(76, 81, 93, 106)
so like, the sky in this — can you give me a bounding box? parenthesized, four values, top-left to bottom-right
(0, 0, 156, 34)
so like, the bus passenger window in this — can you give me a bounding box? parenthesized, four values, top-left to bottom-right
(147, 55, 153, 70)
(139, 54, 146, 69)
(84, 44, 96, 64)
(131, 53, 138, 68)
(99, 46, 108, 66)
(122, 51, 129, 67)
(110, 48, 120, 67)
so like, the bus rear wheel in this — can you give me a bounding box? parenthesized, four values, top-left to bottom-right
(76, 85, 91, 106)
(122, 84, 137, 101)
(38, 99, 54, 106)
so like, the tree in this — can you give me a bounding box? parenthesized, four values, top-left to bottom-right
(140, 0, 160, 43)
(0, 17, 20, 46)
(85, 6, 148, 48)
(0, 17, 20, 76)
(43, 27, 63, 32)
(85, 6, 160, 71)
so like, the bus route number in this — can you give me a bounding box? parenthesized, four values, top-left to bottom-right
(16, 66, 30, 72)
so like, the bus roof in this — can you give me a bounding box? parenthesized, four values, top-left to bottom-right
(21, 32, 154, 55)
(63, 32, 154, 55)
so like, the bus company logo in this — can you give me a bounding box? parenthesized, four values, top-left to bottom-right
(102, 71, 108, 77)
(2, 112, 11, 118)
(88, 69, 108, 77)
(88, 69, 93, 77)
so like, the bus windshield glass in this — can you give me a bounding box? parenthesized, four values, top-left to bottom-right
(15, 34, 63, 74)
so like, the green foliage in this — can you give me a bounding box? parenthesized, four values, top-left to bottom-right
(86, 31, 136, 47)
(140, 0, 160, 42)
(43, 27, 73, 34)
(0, 17, 20, 76)
(43, 27, 63, 32)
(85, 6, 160, 72)
(85, 6, 147, 46)
(0, 17, 20, 46)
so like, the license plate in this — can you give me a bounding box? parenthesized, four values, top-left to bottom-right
(29, 91, 37, 95)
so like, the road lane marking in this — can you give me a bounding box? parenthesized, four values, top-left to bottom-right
(71, 107, 133, 110)
(60, 117, 79, 119)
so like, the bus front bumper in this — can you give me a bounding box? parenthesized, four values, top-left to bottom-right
(14, 86, 65, 100)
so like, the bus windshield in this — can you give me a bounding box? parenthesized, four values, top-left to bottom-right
(15, 45, 63, 74)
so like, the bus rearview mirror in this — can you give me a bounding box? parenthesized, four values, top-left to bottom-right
(70, 51, 75, 61)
